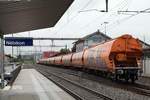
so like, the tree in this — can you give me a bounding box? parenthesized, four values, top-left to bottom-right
(60, 48, 70, 54)
(72, 44, 76, 52)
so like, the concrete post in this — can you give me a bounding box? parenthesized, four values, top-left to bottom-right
(12, 34, 14, 69)
(1, 35, 5, 88)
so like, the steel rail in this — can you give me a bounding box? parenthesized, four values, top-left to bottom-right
(37, 69, 84, 100)
(36, 64, 150, 98)
(36, 67, 112, 100)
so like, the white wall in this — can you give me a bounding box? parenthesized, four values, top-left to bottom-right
(145, 60, 150, 75)
(76, 42, 84, 52)
(75, 34, 110, 52)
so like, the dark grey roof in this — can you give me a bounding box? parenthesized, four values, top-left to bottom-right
(82, 30, 112, 40)
(73, 30, 150, 48)
(0, 0, 73, 35)
(139, 40, 150, 47)
(73, 30, 111, 44)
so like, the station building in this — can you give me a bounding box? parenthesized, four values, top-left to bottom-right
(72, 30, 111, 52)
(72, 30, 150, 76)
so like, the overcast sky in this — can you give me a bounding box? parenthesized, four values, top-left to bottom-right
(4, 0, 150, 56)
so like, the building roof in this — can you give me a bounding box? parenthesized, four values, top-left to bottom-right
(83, 30, 111, 40)
(139, 40, 150, 47)
(0, 0, 73, 35)
(73, 30, 150, 49)
(73, 30, 111, 44)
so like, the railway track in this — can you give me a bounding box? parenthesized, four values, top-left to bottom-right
(136, 76, 150, 88)
(34, 64, 150, 99)
(129, 83, 150, 97)
(35, 66, 113, 100)
(37, 69, 83, 100)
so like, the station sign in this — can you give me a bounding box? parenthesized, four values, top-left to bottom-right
(5, 37, 33, 46)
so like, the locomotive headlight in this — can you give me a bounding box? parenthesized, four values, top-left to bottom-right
(117, 70, 123, 74)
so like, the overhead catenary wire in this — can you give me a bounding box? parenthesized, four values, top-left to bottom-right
(54, 0, 123, 37)
(55, 0, 127, 35)
(73, 0, 131, 35)
(54, 0, 94, 35)
(76, 0, 131, 37)
(75, 1, 150, 36)
(110, 7, 150, 27)
(118, 7, 150, 14)
(101, 7, 150, 40)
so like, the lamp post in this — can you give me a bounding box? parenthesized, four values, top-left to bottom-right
(101, 22, 109, 41)
(104, 22, 109, 36)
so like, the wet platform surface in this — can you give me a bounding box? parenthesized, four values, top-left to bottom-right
(142, 74, 150, 78)
(0, 69, 75, 100)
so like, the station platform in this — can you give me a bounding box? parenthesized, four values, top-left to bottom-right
(0, 69, 75, 100)
(142, 74, 150, 78)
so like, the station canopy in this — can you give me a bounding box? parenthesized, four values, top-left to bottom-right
(0, 0, 73, 35)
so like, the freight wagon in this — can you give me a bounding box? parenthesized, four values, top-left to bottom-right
(39, 35, 143, 82)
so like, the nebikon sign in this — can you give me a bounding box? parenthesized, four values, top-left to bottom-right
(5, 37, 33, 46)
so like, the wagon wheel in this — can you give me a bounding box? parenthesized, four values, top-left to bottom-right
(125, 77, 129, 83)
(125, 75, 129, 83)
(131, 76, 135, 83)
